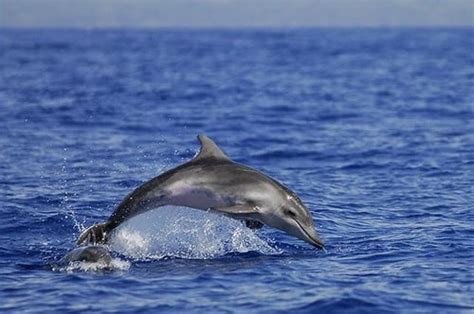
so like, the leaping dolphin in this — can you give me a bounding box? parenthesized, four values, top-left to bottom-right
(77, 135, 324, 249)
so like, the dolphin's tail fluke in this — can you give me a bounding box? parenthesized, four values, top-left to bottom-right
(76, 222, 110, 246)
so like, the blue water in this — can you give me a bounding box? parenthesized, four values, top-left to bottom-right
(1, 28, 473, 312)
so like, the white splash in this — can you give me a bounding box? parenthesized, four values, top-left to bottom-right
(53, 258, 131, 273)
(109, 206, 281, 260)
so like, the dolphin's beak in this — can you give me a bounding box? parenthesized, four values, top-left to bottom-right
(295, 219, 325, 249)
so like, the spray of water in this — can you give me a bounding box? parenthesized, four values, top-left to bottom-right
(109, 206, 282, 260)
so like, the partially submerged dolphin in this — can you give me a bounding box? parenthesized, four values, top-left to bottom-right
(58, 246, 112, 267)
(77, 135, 324, 249)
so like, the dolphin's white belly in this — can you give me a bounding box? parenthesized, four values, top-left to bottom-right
(164, 181, 230, 210)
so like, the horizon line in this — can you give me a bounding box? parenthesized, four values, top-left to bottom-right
(1, 24, 473, 31)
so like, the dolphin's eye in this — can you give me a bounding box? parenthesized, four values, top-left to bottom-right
(286, 210, 296, 217)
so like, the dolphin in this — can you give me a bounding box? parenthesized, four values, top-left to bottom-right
(77, 135, 324, 249)
(58, 246, 112, 266)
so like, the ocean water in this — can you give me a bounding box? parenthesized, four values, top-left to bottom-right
(0, 28, 473, 312)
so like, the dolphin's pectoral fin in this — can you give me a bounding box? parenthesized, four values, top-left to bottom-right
(245, 220, 263, 230)
(214, 205, 263, 228)
(212, 204, 258, 217)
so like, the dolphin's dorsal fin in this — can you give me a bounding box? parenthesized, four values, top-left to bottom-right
(195, 134, 231, 161)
